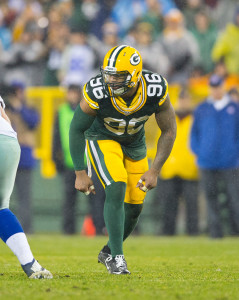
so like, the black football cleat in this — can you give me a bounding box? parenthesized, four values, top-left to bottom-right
(98, 245, 111, 266)
(105, 255, 131, 275)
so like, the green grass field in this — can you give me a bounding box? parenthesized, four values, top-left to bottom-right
(0, 235, 238, 300)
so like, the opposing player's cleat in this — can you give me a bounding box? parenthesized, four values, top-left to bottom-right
(22, 259, 53, 279)
(98, 245, 112, 266)
(105, 255, 131, 275)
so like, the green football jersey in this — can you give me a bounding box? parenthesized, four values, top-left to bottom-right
(83, 70, 168, 160)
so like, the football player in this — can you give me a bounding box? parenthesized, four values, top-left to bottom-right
(69, 45, 177, 274)
(0, 96, 52, 279)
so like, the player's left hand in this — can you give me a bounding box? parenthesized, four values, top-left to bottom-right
(136, 168, 159, 192)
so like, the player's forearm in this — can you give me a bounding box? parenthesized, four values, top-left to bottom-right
(69, 123, 86, 170)
(152, 98, 177, 174)
(69, 104, 95, 170)
(151, 129, 176, 174)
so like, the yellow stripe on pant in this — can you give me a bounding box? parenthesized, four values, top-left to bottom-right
(86, 139, 148, 204)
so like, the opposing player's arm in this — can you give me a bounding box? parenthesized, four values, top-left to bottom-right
(152, 95, 177, 173)
(69, 98, 97, 194)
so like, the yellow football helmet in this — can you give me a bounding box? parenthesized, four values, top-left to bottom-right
(101, 45, 143, 96)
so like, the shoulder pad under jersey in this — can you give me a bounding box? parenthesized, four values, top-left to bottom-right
(142, 69, 168, 106)
(83, 74, 107, 110)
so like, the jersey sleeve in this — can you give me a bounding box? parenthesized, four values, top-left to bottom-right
(158, 77, 168, 107)
(83, 82, 99, 110)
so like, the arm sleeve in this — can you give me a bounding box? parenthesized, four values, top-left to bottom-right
(69, 104, 95, 171)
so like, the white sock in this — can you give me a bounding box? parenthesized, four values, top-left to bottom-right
(6, 232, 34, 265)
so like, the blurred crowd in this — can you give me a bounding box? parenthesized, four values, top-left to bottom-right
(0, 0, 238, 88)
(1, 0, 239, 238)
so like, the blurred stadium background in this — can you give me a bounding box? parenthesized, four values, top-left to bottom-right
(1, 0, 239, 236)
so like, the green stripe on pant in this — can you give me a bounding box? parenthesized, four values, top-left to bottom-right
(87, 140, 113, 187)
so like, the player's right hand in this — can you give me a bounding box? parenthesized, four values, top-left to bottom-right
(75, 170, 96, 195)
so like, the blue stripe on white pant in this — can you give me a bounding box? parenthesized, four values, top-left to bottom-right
(0, 135, 23, 242)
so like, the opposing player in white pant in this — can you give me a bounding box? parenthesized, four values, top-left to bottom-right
(0, 96, 52, 279)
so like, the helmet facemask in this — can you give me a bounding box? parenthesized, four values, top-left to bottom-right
(101, 45, 142, 97)
(101, 67, 134, 96)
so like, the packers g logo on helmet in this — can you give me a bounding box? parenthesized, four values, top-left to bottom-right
(101, 45, 143, 96)
(130, 53, 141, 66)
